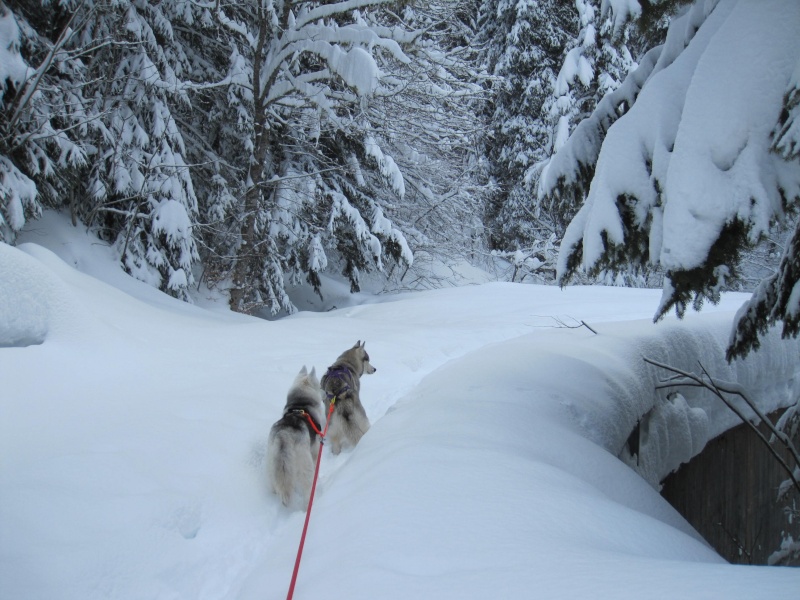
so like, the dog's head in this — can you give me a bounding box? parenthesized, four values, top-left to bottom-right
(291, 365, 324, 401)
(350, 340, 376, 376)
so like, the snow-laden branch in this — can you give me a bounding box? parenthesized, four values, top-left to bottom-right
(294, 0, 390, 29)
(260, 21, 410, 102)
(550, 0, 800, 363)
(771, 54, 800, 160)
(213, 7, 255, 47)
(7, 1, 89, 133)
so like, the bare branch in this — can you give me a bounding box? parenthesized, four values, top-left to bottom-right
(643, 357, 800, 497)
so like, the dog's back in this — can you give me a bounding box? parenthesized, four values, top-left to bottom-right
(267, 367, 324, 509)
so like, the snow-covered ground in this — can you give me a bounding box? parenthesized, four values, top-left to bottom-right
(2, 215, 800, 600)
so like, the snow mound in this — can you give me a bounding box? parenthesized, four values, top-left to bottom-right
(0, 242, 96, 346)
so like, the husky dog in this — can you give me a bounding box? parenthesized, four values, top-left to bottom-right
(266, 366, 326, 509)
(321, 341, 377, 454)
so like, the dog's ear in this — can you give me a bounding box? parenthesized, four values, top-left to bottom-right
(309, 366, 316, 378)
(299, 365, 308, 375)
(353, 340, 362, 348)
(360, 340, 366, 349)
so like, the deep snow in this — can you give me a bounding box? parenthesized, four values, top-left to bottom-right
(2, 215, 800, 599)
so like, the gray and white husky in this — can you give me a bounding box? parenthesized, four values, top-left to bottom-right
(266, 366, 325, 509)
(321, 341, 377, 454)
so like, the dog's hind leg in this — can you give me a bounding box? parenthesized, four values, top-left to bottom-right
(344, 410, 370, 449)
(346, 422, 368, 448)
(271, 469, 293, 507)
(325, 417, 344, 454)
(329, 432, 343, 455)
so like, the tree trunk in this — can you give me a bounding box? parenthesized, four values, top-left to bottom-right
(228, 6, 272, 312)
(228, 182, 261, 312)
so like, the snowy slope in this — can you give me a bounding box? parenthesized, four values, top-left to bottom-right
(2, 219, 800, 600)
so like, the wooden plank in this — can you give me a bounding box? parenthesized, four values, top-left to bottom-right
(660, 409, 799, 565)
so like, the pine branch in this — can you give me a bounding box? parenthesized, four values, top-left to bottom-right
(8, 0, 92, 134)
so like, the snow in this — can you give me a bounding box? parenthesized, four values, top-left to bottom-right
(601, 0, 643, 37)
(152, 198, 193, 247)
(556, 47, 593, 96)
(0, 9, 30, 104)
(308, 234, 328, 274)
(560, 0, 733, 273)
(789, 280, 800, 319)
(2, 215, 800, 599)
(330, 46, 380, 96)
(0, 12, 38, 238)
(0, 156, 38, 234)
(364, 136, 406, 198)
(662, 0, 800, 270)
(554, 0, 800, 292)
(773, 54, 800, 160)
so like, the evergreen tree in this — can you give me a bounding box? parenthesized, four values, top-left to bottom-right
(543, 0, 800, 359)
(0, 0, 492, 310)
(190, 0, 488, 312)
(0, 1, 87, 243)
(85, 0, 200, 301)
(728, 58, 800, 359)
(541, 0, 636, 192)
(4, 0, 480, 311)
(187, 0, 420, 313)
(2, 0, 201, 301)
(477, 0, 576, 251)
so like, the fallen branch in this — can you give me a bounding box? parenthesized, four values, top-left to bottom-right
(527, 316, 598, 335)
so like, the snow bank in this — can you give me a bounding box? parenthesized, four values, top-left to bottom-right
(241, 313, 800, 599)
(0, 242, 53, 346)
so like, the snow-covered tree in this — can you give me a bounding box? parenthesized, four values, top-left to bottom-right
(85, 1, 200, 301)
(476, 0, 637, 263)
(2, 0, 495, 311)
(539, 0, 636, 200)
(533, 0, 640, 286)
(0, 2, 86, 243)
(360, 0, 491, 285)
(183, 0, 420, 314)
(2, 0, 200, 301)
(188, 0, 489, 313)
(542, 0, 800, 359)
(477, 0, 576, 250)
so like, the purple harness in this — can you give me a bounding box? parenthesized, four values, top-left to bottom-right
(324, 366, 352, 401)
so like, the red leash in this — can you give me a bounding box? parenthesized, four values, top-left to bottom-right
(285, 399, 335, 600)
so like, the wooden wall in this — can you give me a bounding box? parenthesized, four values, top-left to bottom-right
(660, 409, 799, 566)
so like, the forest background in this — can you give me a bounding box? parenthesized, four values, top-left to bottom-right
(1, 0, 798, 359)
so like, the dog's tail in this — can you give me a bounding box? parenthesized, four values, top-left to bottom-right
(267, 432, 292, 506)
(267, 427, 315, 508)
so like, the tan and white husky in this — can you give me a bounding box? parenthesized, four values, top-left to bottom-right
(321, 341, 377, 454)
